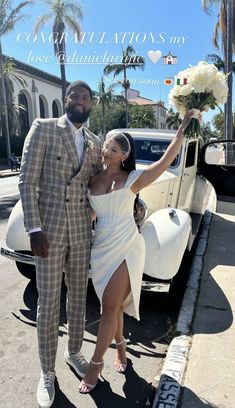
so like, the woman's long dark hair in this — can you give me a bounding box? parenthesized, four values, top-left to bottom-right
(113, 132, 140, 224)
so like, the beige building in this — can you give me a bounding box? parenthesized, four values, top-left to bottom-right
(121, 88, 167, 129)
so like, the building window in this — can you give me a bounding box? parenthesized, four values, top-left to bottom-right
(18, 93, 29, 137)
(39, 96, 45, 118)
(52, 100, 59, 118)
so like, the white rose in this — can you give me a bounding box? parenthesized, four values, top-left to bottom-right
(213, 84, 228, 104)
(180, 84, 193, 96)
(189, 61, 219, 92)
(169, 85, 181, 98)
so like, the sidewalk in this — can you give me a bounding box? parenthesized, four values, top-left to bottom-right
(179, 200, 235, 408)
(153, 200, 235, 408)
(0, 163, 19, 178)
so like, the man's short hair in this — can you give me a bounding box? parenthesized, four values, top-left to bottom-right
(65, 81, 93, 99)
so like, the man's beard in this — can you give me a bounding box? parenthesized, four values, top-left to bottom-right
(65, 105, 91, 124)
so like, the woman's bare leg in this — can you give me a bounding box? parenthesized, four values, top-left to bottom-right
(114, 308, 124, 343)
(79, 261, 130, 390)
(114, 308, 127, 368)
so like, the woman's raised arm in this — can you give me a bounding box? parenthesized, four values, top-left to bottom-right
(131, 111, 193, 194)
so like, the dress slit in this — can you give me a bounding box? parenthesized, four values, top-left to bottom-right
(99, 253, 139, 320)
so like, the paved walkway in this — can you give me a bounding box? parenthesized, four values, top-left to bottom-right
(179, 200, 235, 408)
(153, 200, 235, 408)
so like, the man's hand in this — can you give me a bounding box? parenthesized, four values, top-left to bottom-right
(30, 231, 49, 258)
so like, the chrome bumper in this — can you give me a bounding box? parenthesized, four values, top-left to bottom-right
(1, 246, 35, 265)
(141, 280, 170, 292)
(1, 247, 170, 293)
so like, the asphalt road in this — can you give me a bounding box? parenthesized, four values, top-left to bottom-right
(0, 175, 19, 199)
(0, 177, 184, 408)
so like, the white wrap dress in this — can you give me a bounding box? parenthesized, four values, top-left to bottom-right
(88, 170, 145, 321)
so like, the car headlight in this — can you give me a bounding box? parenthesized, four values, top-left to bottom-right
(135, 198, 148, 225)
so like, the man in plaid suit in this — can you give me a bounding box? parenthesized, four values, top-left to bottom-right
(19, 81, 102, 408)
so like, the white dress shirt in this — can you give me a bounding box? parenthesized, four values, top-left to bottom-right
(64, 113, 85, 164)
(28, 114, 85, 235)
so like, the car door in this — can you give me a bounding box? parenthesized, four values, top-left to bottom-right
(177, 140, 198, 212)
(199, 140, 235, 199)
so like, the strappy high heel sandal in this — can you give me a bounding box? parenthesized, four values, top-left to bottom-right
(78, 359, 103, 394)
(114, 337, 127, 373)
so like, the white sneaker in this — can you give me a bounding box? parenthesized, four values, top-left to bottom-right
(64, 348, 89, 378)
(37, 371, 55, 408)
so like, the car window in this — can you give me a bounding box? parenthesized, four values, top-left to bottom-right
(185, 142, 197, 168)
(134, 139, 180, 167)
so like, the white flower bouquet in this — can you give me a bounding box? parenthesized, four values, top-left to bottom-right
(169, 61, 228, 137)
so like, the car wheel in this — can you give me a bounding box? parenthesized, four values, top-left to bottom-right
(16, 261, 36, 280)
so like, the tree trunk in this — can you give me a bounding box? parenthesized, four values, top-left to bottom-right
(0, 44, 11, 158)
(102, 102, 105, 138)
(58, 41, 67, 112)
(124, 66, 128, 128)
(225, 0, 234, 140)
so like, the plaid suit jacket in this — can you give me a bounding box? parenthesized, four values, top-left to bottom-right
(19, 115, 102, 245)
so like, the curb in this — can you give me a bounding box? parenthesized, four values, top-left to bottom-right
(152, 198, 214, 408)
(0, 171, 19, 178)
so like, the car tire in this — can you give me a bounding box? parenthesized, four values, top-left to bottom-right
(16, 261, 36, 280)
(167, 250, 191, 307)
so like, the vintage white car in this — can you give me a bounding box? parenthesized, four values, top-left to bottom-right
(1, 129, 222, 293)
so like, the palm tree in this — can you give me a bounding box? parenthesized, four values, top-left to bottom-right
(206, 53, 235, 73)
(104, 45, 145, 127)
(129, 105, 157, 128)
(213, 112, 224, 135)
(93, 77, 113, 138)
(166, 108, 182, 130)
(0, 0, 33, 158)
(202, 0, 234, 139)
(34, 0, 83, 107)
(201, 0, 235, 53)
(0, 58, 27, 137)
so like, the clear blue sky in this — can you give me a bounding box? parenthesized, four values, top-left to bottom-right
(2, 0, 233, 124)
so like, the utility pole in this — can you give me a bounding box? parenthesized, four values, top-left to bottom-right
(225, 0, 234, 140)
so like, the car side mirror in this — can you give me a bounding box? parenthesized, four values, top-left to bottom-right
(204, 141, 235, 166)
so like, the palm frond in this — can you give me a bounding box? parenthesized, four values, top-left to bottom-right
(206, 53, 225, 71)
(0, 1, 33, 36)
(63, 15, 82, 37)
(201, 0, 220, 15)
(124, 45, 136, 55)
(103, 64, 124, 76)
(3, 58, 28, 88)
(34, 14, 52, 32)
(61, 2, 83, 19)
(212, 19, 220, 49)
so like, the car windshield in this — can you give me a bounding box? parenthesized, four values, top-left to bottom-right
(134, 139, 180, 167)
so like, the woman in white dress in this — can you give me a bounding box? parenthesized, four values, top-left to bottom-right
(79, 111, 193, 393)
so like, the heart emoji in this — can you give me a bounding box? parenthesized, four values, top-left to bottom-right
(148, 50, 162, 64)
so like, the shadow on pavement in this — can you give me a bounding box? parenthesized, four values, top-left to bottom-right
(180, 386, 220, 407)
(53, 378, 77, 407)
(17, 278, 175, 347)
(61, 361, 156, 408)
(192, 212, 234, 335)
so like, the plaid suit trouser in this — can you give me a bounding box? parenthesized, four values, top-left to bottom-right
(36, 241, 90, 372)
